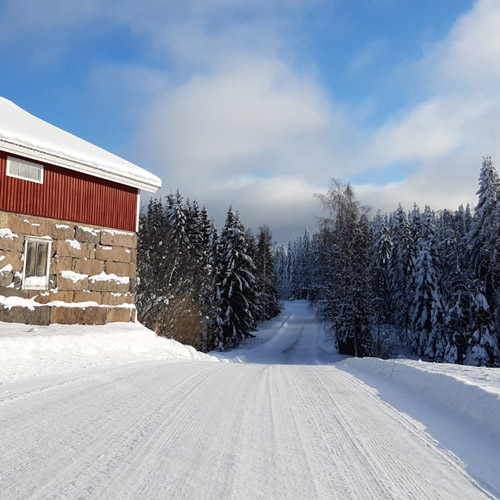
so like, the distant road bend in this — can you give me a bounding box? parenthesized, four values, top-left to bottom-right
(0, 302, 494, 499)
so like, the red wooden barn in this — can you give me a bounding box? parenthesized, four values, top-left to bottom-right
(0, 97, 161, 325)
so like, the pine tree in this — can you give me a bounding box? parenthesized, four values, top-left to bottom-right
(136, 198, 169, 327)
(212, 207, 258, 350)
(185, 199, 204, 258)
(469, 157, 499, 300)
(465, 291, 499, 366)
(167, 190, 189, 248)
(255, 225, 281, 321)
(468, 157, 500, 358)
(390, 205, 415, 347)
(443, 284, 471, 364)
(438, 207, 472, 363)
(371, 213, 393, 326)
(410, 207, 444, 360)
(274, 244, 289, 300)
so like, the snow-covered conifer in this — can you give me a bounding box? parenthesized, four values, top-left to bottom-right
(212, 207, 258, 349)
(465, 292, 499, 366)
(255, 226, 281, 321)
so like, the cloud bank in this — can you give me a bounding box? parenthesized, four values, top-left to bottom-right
(1, 0, 499, 241)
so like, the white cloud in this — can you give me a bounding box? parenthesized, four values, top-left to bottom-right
(91, 0, 500, 237)
(3, 0, 500, 240)
(136, 58, 340, 177)
(134, 55, 356, 238)
(352, 0, 500, 215)
(197, 175, 322, 242)
(423, 0, 500, 93)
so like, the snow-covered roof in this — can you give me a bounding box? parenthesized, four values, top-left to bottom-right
(0, 97, 161, 193)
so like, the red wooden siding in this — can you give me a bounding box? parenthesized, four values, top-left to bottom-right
(0, 152, 138, 231)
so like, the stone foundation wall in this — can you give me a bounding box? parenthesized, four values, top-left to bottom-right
(0, 210, 137, 325)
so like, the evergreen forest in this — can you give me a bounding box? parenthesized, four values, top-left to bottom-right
(137, 158, 500, 367)
(136, 192, 280, 351)
(277, 158, 500, 367)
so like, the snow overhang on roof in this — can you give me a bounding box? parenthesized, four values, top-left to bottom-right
(0, 97, 162, 193)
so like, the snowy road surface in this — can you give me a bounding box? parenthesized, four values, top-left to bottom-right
(1, 302, 497, 499)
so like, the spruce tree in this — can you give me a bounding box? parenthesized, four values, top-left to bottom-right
(411, 207, 444, 359)
(255, 225, 281, 321)
(390, 205, 415, 347)
(465, 291, 499, 366)
(212, 207, 258, 349)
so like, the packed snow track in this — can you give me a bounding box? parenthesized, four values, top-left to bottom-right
(0, 302, 496, 499)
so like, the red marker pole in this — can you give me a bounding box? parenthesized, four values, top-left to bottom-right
(155, 321, 159, 337)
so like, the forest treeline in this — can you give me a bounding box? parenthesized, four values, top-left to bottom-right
(136, 193, 280, 351)
(276, 158, 500, 367)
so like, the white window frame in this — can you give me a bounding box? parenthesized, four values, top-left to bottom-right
(22, 237, 52, 291)
(136, 191, 141, 233)
(6, 156, 44, 184)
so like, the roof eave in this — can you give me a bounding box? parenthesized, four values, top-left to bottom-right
(0, 138, 161, 193)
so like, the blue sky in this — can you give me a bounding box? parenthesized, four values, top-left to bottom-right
(1, 0, 497, 241)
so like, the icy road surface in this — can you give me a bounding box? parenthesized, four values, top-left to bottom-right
(0, 302, 496, 499)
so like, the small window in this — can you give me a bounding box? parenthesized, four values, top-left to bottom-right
(23, 238, 52, 290)
(7, 156, 44, 184)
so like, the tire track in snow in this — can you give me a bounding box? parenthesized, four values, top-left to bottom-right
(1, 300, 496, 499)
(0, 362, 221, 500)
(304, 366, 494, 499)
(0, 361, 494, 500)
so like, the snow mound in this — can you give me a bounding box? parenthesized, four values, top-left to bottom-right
(341, 357, 500, 442)
(0, 321, 219, 381)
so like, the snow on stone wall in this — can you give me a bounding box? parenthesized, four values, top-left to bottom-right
(0, 210, 137, 325)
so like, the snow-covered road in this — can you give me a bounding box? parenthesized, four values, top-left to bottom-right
(0, 302, 497, 499)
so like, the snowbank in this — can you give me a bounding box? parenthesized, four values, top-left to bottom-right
(340, 357, 500, 442)
(0, 321, 219, 381)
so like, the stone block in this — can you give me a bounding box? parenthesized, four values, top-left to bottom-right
(0, 287, 30, 299)
(0, 250, 23, 272)
(75, 226, 101, 244)
(57, 275, 89, 291)
(106, 307, 133, 323)
(0, 271, 14, 287)
(100, 230, 136, 248)
(73, 291, 103, 304)
(0, 233, 23, 252)
(50, 256, 73, 275)
(0, 211, 8, 227)
(32, 290, 74, 305)
(50, 307, 80, 324)
(50, 223, 75, 241)
(101, 292, 134, 306)
(72, 258, 104, 276)
(88, 278, 130, 293)
(82, 306, 107, 325)
(95, 245, 132, 263)
(8, 213, 52, 237)
(129, 277, 136, 294)
(7, 214, 35, 235)
(0, 305, 50, 325)
(129, 249, 137, 265)
(50, 306, 107, 325)
(56, 240, 93, 259)
(105, 261, 135, 278)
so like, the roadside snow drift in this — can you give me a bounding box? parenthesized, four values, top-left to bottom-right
(340, 357, 500, 443)
(0, 321, 218, 380)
